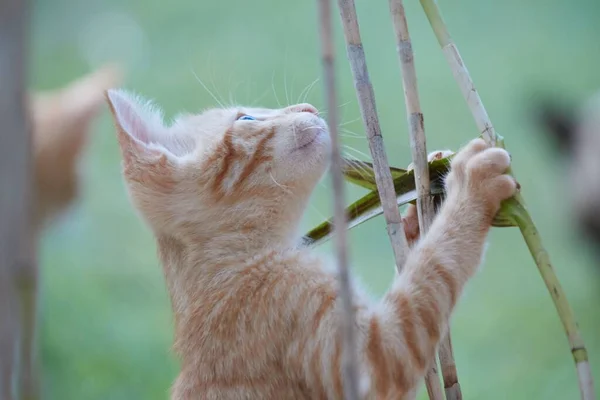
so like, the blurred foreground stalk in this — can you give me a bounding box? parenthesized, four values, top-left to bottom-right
(0, 0, 39, 400)
(317, 0, 360, 398)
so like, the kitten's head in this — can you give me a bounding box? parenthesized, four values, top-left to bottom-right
(33, 64, 122, 227)
(106, 89, 331, 247)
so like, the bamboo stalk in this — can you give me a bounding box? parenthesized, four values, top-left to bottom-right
(418, 0, 496, 147)
(511, 199, 595, 400)
(336, 0, 410, 272)
(387, 1, 447, 398)
(0, 0, 37, 399)
(317, 0, 360, 398)
(419, 1, 596, 398)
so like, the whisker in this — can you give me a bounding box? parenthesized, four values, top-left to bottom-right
(293, 124, 300, 147)
(284, 71, 290, 106)
(339, 117, 362, 127)
(297, 124, 324, 132)
(209, 66, 228, 107)
(339, 127, 363, 138)
(297, 77, 320, 105)
(290, 75, 296, 105)
(339, 133, 364, 140)
(191, 68, 224, 108)
(271, 71, 283, 108)
(250, 85, 272, 107)
(283, 51, 291, 106)
(226, 72, 234, 106)
(320, 100, 353, 115)
(270, 171, 292, 195)
(342, 144, 372, 160)
(304, 78, 320, 104)
(228, 78, 243, 107)
(343, 158, 373, 179)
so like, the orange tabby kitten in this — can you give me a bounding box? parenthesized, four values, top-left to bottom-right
(32, 65, 121, 228)
(106, 89, 517, 400)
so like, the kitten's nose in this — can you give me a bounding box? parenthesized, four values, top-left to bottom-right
(285, 103, 319, 115)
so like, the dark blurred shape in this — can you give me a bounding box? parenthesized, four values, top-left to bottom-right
(581, 211, 600, 250)
(536, 92, 600, 256)
(537, 101, 576, 155)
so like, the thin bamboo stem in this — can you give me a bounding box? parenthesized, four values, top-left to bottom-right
(317, 0, 360, 397)
(336, 0, 410, 272)
(418, 0, 496, 147)
(512, 199, 596, 400)
(388, 0, 435, 231)
(419, 1, 596, 398)
(387, 1, 447, 399)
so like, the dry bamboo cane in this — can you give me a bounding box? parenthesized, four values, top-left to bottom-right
(387, 1, 448, 399)
(419, 0, 596, 399)
(317, 0, 360, 398)
(336, 0, 410, 272)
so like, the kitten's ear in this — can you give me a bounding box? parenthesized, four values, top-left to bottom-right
(106, 89, 168, 164)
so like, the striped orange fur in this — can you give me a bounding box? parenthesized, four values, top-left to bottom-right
(106, 89, 517, 399)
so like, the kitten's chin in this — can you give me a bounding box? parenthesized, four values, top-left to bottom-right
(293, 126, 327, 152)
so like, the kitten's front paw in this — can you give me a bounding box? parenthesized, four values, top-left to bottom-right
(445, 138, 518, 216)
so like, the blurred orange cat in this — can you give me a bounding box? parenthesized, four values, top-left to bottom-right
(32, 65, 120, 228)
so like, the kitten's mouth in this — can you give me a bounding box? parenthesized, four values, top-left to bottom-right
(294, 126, 326, 152)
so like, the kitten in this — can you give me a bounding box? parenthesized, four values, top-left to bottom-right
(32, 64, 121, 229)
(106, 89, 517, 400)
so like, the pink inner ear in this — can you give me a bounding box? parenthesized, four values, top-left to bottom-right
(107, 89, 158, 146)
(107, 89, 195, 157)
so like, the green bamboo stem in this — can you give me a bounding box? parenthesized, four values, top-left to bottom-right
(419, 0, 497, 147)
(511, 198, 594, 400)
(418, 0, 595, 398)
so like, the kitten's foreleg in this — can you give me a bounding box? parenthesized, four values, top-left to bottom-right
(314, 138, 516, 399)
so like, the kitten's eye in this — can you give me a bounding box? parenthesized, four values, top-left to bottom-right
(237, 115, 256, 121)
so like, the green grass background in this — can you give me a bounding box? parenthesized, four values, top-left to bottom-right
(31, 0, 600, 398)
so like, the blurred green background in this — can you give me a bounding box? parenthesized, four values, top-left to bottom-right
(31, 0, 600, 398)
